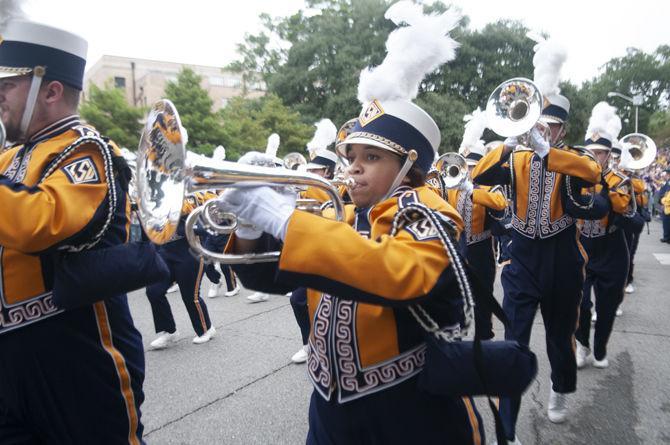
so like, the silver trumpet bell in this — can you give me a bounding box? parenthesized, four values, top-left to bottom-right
(621, 133, 657, 170)
(136, 99, 345, 264)
(436, 152, 468, 189)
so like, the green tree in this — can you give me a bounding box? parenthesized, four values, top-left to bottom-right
(648, 109, 670, 144)
(80, 83, 144, 148)
(220, 94, 313, 160)
(164, 68, 225, 154)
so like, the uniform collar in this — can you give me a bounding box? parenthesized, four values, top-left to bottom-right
(27, 115, 81, 144)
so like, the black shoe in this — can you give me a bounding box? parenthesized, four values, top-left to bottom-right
(661, 238, 670, 243)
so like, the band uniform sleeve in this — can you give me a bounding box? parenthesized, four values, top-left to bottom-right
(545, 148, 601, 184)
(472, 188, 507, 211)
(471, 144, 511, 186)
(0, 144, 110, 253)
(276, 210, 457, 307)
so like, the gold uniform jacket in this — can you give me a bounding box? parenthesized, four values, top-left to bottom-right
(579, 170, 633, 238)
(0, 116, 129, 334)
(228, 186, 467, 403)
(472, 145, 602, 239)
(446, 186, 507, 245)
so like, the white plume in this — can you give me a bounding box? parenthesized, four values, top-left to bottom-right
(213, 145, 226, 162)
(306, 119, 337, 155)
(585, 102, 620, 142)
(357, 1, 461, 104)
(459, 108, 488, 152)
(265, 133, 280, 158)
(530, 34, 567, 98)
(0, 0, 26, 31)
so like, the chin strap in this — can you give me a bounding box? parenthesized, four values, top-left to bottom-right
(18, 66, 46, 142)
(381, 149, 418, 202)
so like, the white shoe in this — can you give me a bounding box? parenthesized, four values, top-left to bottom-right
(616, 307, 623, 316)
(547, 389, 568, 423)
(167, 283, 179, 294)
(247, 292, 269, 303)
(291, 345, 309, 364)
(591, 312, 597, 323)
(207, 282, 225, 299)
(576, 343, 592, 369)
(593, 356, 609, 368)
(150, 331, 179, 349)
(625, 283, 634, 294)
(193, 326, 216, 344)
(224, 283, 241, 297)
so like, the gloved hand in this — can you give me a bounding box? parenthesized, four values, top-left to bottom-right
(460, 180, 474, 194)
(235, 220, 263, 240)
(529, 126, 550, 158)
(238, 151, 280, 168)
(217, 186, 297, 241)
(503, 136, 519, 150)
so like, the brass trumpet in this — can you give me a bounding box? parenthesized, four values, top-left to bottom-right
(136, 99, 345, 264)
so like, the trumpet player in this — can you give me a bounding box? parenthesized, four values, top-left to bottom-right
(575, 103, 635, 371)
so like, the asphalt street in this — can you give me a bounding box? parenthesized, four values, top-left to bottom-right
(129, 220, 670, 444)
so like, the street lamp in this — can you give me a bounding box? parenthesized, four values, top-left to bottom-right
(607, 91, 643, 133)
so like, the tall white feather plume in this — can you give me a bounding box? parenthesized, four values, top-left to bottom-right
(0, 0, 26, 31)
(529, 34, 567, 98)
(585, 102, 619, 141)
(306, 119, 337, 156)
(459, 108, 487, 152)
(265, 133, 280, 157)
(357, 1, 461, 104)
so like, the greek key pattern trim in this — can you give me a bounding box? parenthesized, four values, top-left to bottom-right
(307, 294, 334, 400)
(511, 155, 542, 238)
(334, 299, 426, 403)
(538, 170, 573, 237)
(0, 294, 62, 335)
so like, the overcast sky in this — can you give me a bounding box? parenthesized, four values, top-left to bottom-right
(24, 0, 670, 86)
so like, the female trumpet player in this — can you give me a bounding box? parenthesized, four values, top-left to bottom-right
(216, 98, 485, 444)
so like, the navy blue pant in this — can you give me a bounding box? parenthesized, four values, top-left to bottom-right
(576, 230, 629, 360)
(306, 377, 484, 445)
(146, 239, 211, 336)
(0, 297, 145, 444)
(499, 228, 585, 440)
(663, 213, 670, 240)
(466, 239, 496, 340)
(290, 287, 310, 345)
(624, 228, 641, 285)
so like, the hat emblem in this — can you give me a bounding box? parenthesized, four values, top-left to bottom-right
(359, 99, 385, 127)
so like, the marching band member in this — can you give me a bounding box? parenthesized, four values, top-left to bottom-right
(661, 169, 670, 243)
(217, 4, 486, 443)
(146, 190, 217, 348)
(575, 103, 634, 369)
(0, 17, 146, 442)
(473, 37, 602, 442)
(446, 109, 507, 339)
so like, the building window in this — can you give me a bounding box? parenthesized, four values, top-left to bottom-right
(114, 76, 126, 89)
(223, 77, 241, 88)
(209, 76, 225, 87)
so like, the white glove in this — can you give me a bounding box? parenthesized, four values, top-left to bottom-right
(217, 186, 297, 241)
(503, 136, 519, 150)
(234, 220, 263, 240)
(238, 151, 279, 168)
(460, 180, 474, 194)
(529, 126, 550, 158)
